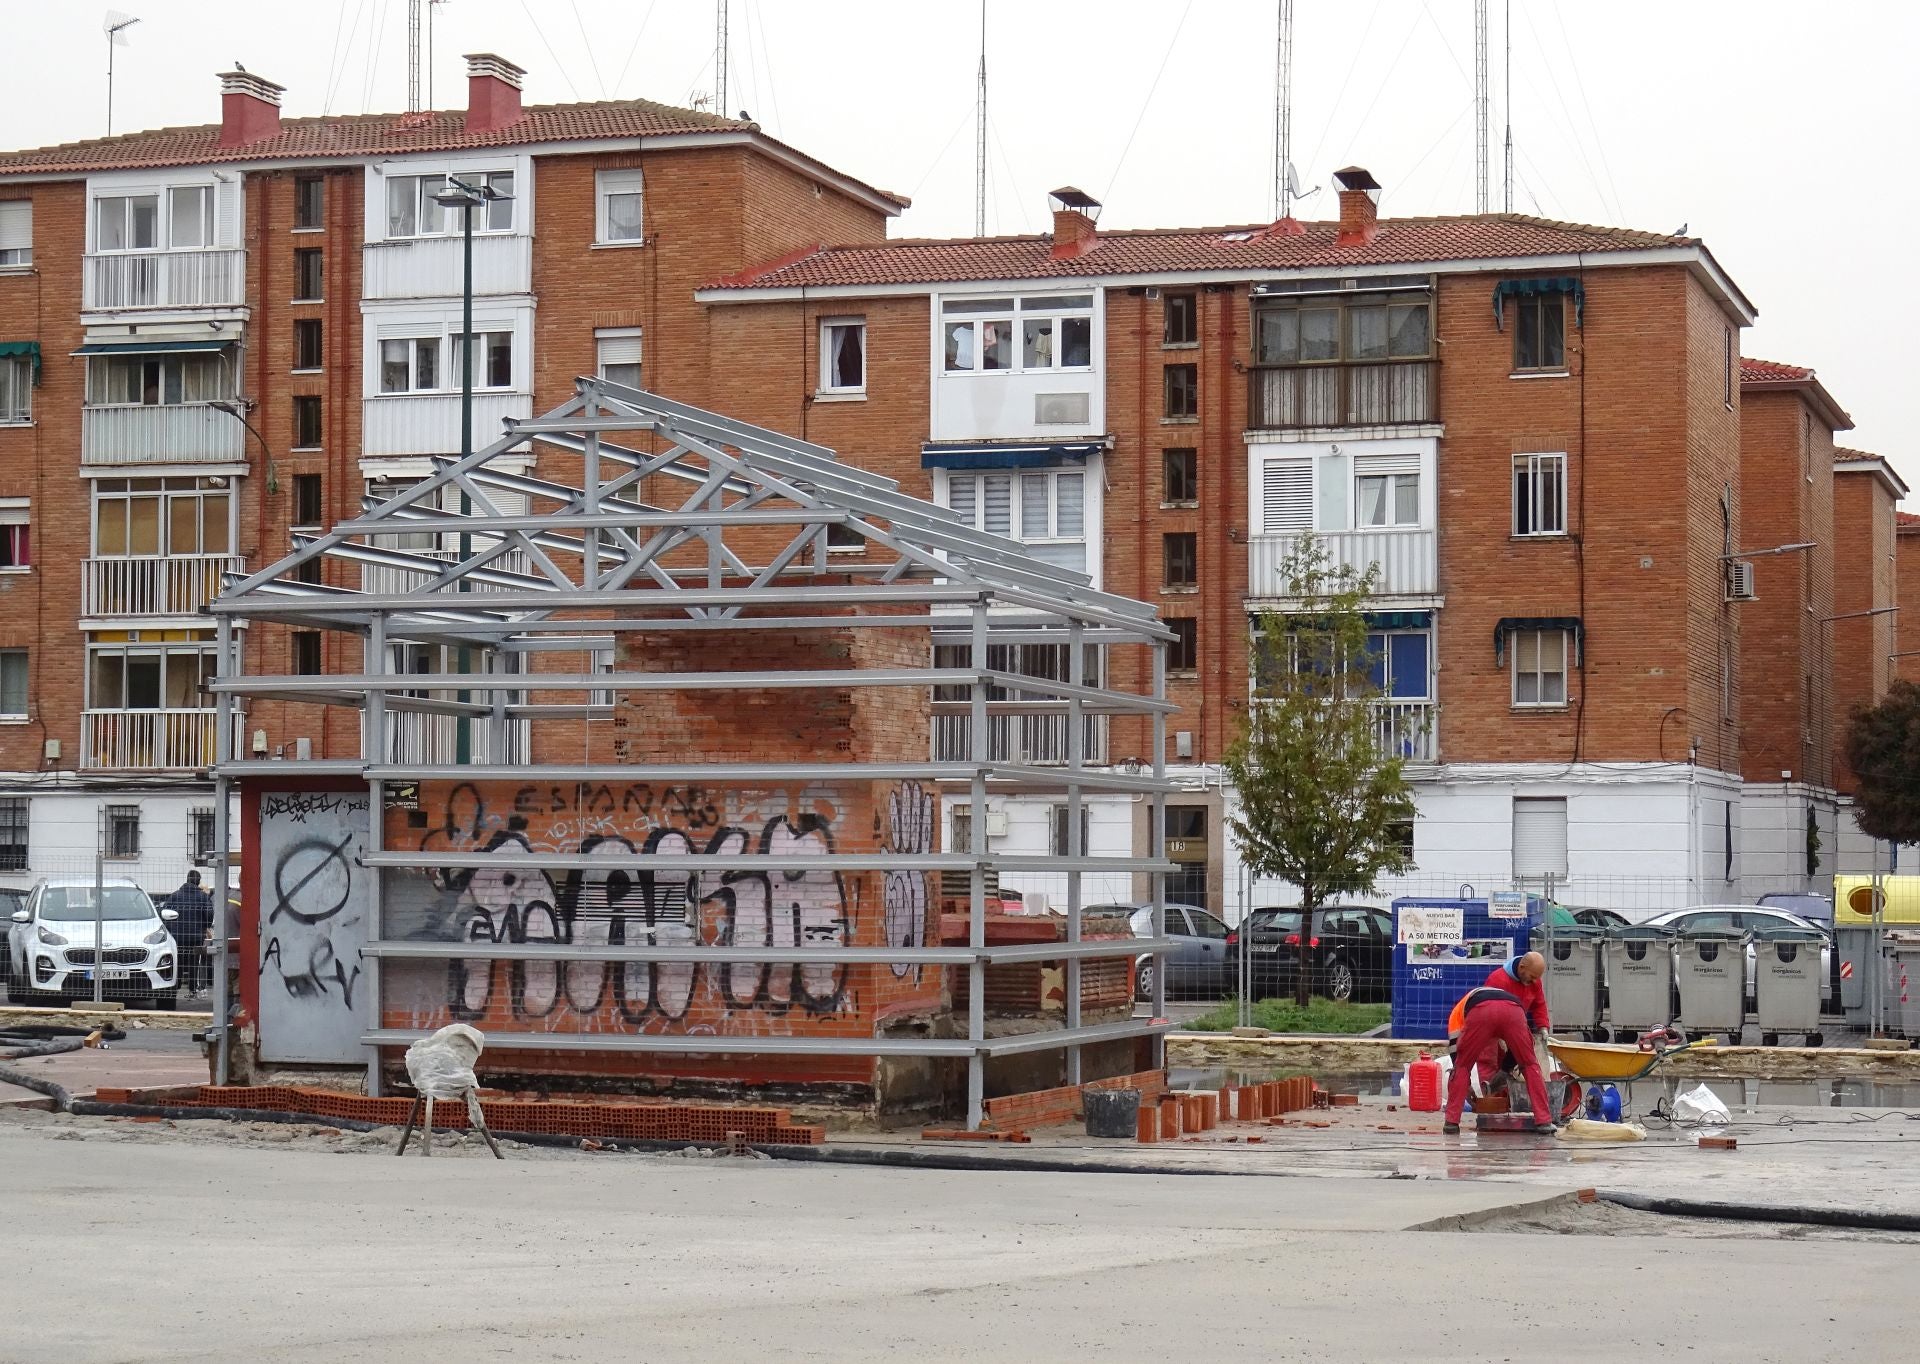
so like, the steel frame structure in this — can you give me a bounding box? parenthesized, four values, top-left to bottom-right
(208, 380, 1177, 1129)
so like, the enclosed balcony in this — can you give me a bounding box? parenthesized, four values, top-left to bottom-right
(1248, 528, 1436, 599)
(81, 403, 247, 466)
(362, 234, 532, 300)
(930, 712, 1109, 765)
(83, 553, 244, 618)
(1247, 359, 1436, 429)
(1248, 282, 1435, 430)
(362, 392, 532, 457)
(83, 248, 246, 313)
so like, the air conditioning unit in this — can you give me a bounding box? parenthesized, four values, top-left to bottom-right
(985, 810, 1010, 838)
(1725, 559, 1757, 601)
(1034, 392, 1091, 426)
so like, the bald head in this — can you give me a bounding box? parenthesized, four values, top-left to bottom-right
(1514, 951, 1546, 985)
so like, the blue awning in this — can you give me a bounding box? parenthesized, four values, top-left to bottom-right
(71, 339, 234, 356)
(1492, 276, 1585, 330)
(921, 439, 1107, 471)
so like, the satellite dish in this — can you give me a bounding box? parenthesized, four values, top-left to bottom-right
(1284, 162, 1322, 201)
(104, 10, 142, 42)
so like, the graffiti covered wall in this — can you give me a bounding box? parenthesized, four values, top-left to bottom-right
(256, 790, 372, 1064)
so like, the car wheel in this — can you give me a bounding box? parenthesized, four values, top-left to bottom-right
(1807, 1031, 1824, 1048)
(1135, 960, 1157, 1002)
(1762, 1031, 1779, 1048)
(151, 988, 178, 1012)
(1325, 957, 1354, 1003)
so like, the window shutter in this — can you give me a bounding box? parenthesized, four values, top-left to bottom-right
(1353, 453, 1419, 476)
(0, 201, 29, 254)
(1261, 458, 1312, 533)
(1054, 472, 1085, 537)
(981, 473, 1012, 536)
(214, 179, 241, 247)
(596, 330, 642, 366)
(1512, 797, 1568, 880)
(1020, 474, 1048, 536)
(947, 475, 977, 528)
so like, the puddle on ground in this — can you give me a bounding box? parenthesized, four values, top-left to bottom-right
(1170, 1066, 1920, 1115)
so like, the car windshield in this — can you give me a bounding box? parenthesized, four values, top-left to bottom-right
(1250, 909, 1304, 933)
(39, 886, 155, 921)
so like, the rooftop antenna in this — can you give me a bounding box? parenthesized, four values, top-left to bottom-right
(104, 10, 140, 136)
(1273, 0, 1294, 220)
(407, 0, 422, 111)
(715, 0, 729, 121)
(975, 1, 987, 236)
(1502, 0, 1513, 212)
(1474, 0, 1489, 213)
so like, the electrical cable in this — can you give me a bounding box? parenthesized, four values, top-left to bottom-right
(906, 106, 979, 201)
(518, 0, 584, 102)
(1545, 5, 1626, 226)
(1302, 0, 1384, 185)
(1334, 7, 1425, 173)
(568, 0, 608, 100)
(1099, 0, 1197, 206)
(1513, 4, 1615, 225)
(612, 1, 662, 98)
(749, 0, 784, 136)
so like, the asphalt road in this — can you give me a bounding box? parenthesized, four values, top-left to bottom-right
(1, 1125, 1914, 1363)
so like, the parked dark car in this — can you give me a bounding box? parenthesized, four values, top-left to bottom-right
(1101, 903, 1232, 1001)
(1226, 904, 1394, 1002)
(1565, 906, 1632, 931)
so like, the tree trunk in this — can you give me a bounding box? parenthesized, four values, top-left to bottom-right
(1295, 891, 1316, 1008)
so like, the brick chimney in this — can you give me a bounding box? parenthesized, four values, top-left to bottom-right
(1047, 186, 1101, 259)
(1334, 166, 1382, 246)
(464, 53, 527, 135)
(217, 70, 285, 148)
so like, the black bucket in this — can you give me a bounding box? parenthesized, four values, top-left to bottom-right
(1084, 1087, 1140, 1139)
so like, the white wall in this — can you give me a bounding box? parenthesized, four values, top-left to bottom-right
(928, 289, 1105, 442)
(938, 791, 1135, 909)
(18, 787, 237, 896)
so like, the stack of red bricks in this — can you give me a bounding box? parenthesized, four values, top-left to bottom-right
(130, 1084, 826, 1145)
(1136, 1077, 1318, 1144)
(975, 1068, 1168, 1133)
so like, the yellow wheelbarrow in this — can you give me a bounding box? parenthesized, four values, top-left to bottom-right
(1548, 1026, 1716, 1083)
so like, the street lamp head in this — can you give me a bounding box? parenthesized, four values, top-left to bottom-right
(208, 399, 241, 416)
(433, 177, 513, 209)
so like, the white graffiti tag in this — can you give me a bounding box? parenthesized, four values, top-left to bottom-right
(883, 783, 932, 980)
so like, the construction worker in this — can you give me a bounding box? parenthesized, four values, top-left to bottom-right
(1445, 951, 1553, 1121)
(1444, 985, 1555, 1135)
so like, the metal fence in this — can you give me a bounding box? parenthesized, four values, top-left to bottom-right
(1, 854, 220, 1010)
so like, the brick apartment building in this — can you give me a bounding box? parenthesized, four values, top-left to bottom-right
(0, 55, 903, 892)
(699, 170, 1803, 913)
(0, 61, 1907, 916)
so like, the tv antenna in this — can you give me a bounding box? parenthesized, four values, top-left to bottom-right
(975, 1, 987, 236)
(1273, 0, 1293, 220)
(1503, 0, 1513, 212)
(104, 10, 141, 136)
(715, 0, 730, 122)
(1474, 0, 1489, 213)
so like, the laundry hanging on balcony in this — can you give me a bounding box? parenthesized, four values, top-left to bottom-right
(1491, 277, 1585, 329)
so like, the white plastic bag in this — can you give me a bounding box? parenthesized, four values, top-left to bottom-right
(404, 1022, 485, 1098)
(1672, 1082, 1731, 1126)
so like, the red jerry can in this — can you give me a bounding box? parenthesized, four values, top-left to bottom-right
(1407, 1053, 1444, 1113)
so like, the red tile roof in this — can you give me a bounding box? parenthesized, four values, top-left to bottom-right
(1896, 512, 1920, 529)
(0, 99, 906, 208)
(704, 213, 1697, 290)
(1740, 356, 1816, 384)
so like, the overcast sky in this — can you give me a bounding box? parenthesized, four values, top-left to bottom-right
(8, 1, 1916, 486)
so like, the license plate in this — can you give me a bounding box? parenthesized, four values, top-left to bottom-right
(1253, 944, 1279, 954)
(84, 969, 132, 981)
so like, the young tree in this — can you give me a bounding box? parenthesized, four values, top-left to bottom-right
(1844, 680, 1920, 845)
(1224, 537, 1417, 1007)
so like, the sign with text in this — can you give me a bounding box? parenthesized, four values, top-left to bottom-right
(1397, 905, 1466, 945)
(1488, 890, 1529, 920)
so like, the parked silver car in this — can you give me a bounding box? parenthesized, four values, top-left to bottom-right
(1094, 903, 1232, 1001)
(1641, 904, 1833, 1009)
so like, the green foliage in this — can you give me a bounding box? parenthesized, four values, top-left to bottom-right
(1223, 536, 1416, 1004)
(1186, 997, 1390, 1035)
(1845, 680, 1920, 845)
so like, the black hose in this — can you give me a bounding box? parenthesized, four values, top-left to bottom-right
(1598, 1188, 1920, 1235)
(0, 1063, 73, 1110)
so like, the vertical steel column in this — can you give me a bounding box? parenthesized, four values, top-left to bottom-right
(582, 396, 601, 586)
(967, 601, 989, 1130)
(1150, 638, 1168, 1065)
(363, 616, 389, 1096)
(212, 615, 235, 1085)
(1065, 620, 1084, 1085)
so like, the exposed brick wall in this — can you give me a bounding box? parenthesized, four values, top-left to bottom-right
(1738, 387, 1835, 785)
(1831, 466, 1900, 791)
(1898, 525, 1920, 684)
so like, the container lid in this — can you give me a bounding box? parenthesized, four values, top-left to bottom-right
(1750, 925, 1825, 942)
(1610, 923, 1676, 939)
(1677, 928, 1746, 941)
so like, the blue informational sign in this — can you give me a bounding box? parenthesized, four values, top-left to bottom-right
(1390, 895, 1548, 1038)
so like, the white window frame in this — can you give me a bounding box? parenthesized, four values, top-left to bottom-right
(595, 169, 645, 245)
(1512, 451, 1567, 537)
(940, 466, 1089, 574)
(0, 356, 31, 424)
(0, 497, 30, 573)
(0, 648, 25, 721)
(1511, 628, 1571, 709)
(93, 192, 161, 253)
(86, 640, 217, 715)
(168, 185, 212, 250)
(818, 317, 866, 396)
(0, 200, 31, 269)
(378, 336, 442, 394)
(941, 294, 1094, 376)
(384, 171, 514, 240)
(595, 327, 643, 390)
(1352, 465, 1420, 529)
(449, 329, 514, 391)
(85, 351, 232, 408)
(90, 476, 234, 559)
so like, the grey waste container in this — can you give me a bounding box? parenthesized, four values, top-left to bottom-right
(1532, 926, 1605, 1038)
(1605, 925, 1675, 1037)
(1887, 934, 1920, 1040)
(1674, 930, 1747, 1041)
(1837, 926, 1877, 1025)
(1752, 927, 1825, 1045)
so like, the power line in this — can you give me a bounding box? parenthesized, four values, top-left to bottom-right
(1336, 6, 1425, 171)
(322, 0, 358, 116)
(1516, 2, 1616, 224)
(749, 0, 783, 134)
(1101, 0, 1197, 206)
(361, 0, 392, 114)
(988, 111, 1029, 233)
(906, 105, 978, 200)
(1547, 4, 1625, 225)
(1303, 0, 1384, 183)
(568, 0, 608, 99)
(612, 1, 661, 97)
(518, 0, 583, 102)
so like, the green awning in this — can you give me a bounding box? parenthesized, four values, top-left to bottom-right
(0, 340, 38, 379)
(71, 339, 233, 356)
(1492, 276, 1585, 329)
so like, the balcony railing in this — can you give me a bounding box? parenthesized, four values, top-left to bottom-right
(362, 392, 533, 458)
(1249, 528, 1436, 598)
(83, 708, 228, 771)
(1372, 699, 1436, 763)
(1248, 359, 1436, 429)
(83, 553, 244, 618)
(362, 234, 533, 300)
(382, 710, 529, 766)
(83, 249, 246, 312)
(360, 546, 534, 597)
(930, 712, 1109, 765)
(81, 403, 247, 466)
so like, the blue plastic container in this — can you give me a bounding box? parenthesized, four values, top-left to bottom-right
(1389, 895, 1548, 1039)
(1584, 1083, 1622, 1123)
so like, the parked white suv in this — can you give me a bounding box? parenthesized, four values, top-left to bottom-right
(6, 877, 179, 1009)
